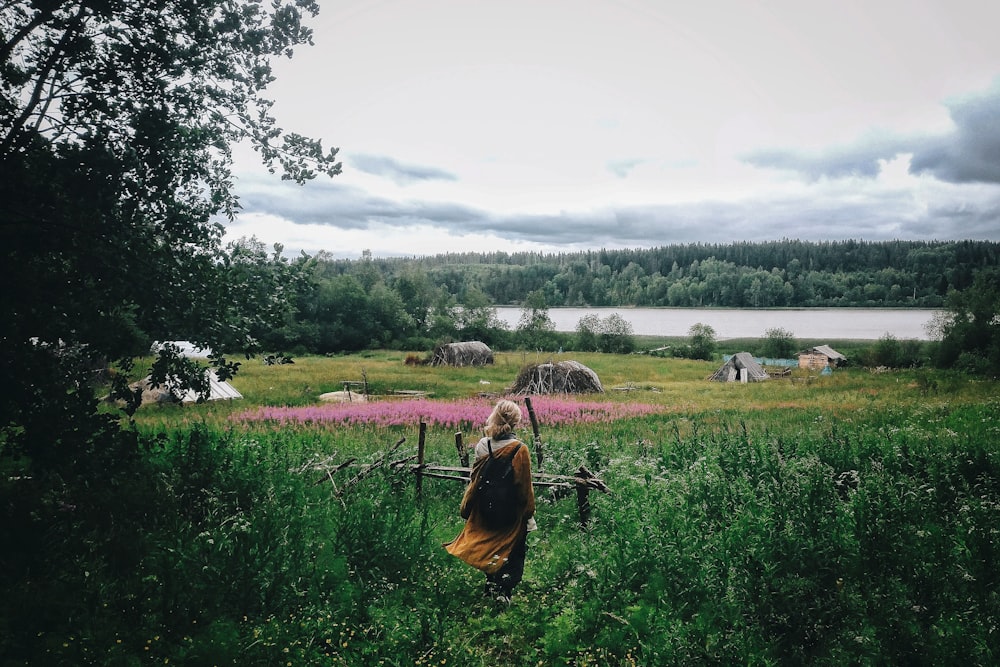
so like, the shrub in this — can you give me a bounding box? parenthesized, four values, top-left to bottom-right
(760, 327, 797, 358)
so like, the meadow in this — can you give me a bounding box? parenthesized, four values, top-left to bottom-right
(10, 351, 1000, 665)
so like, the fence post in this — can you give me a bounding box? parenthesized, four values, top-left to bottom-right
(416, 420, 426, 497)
(576, 482, 591, 528)
(573, 466, 609, 529)
(524, 396, 544, 470)
(455, 432, 468, 468)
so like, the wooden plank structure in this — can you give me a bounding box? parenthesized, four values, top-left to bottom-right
(798, 345, 847, 370)
(336, 368, 369, 401)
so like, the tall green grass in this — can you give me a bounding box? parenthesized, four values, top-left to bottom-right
(6, 354, 999, 664)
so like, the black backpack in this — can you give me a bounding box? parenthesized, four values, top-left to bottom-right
(475, 440, 522, 529)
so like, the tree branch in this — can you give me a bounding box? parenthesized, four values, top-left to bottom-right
(0, 4, 56, 65)
(0, 4, 88, 155)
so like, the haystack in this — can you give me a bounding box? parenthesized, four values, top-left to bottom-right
(708, 352, 769, 383)
(430, 341, 494, 367)
(509, 360, 604, 395)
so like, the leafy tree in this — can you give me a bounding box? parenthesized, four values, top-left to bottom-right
(571, 312, 635, 354)
(2, 5, 340, 658)
(1, 0, 340, 477)
(860, 333, 925, 369)
(866, 333, 904, 368)
(599, 313, 636, 354)
(1, 0, 339, 362)
(426, 286, 460, 343)
(393, 268, 438, 333)
(575, 314, 602, 352)
(932, 268, 1000, 375)
(222, 238, 319, 359)
(311, 276, 373, 352)
(517, 289, 557, 350)
(760, 327, 797, 359)
(457, 287, 509, 348)
(687, 323, 717, 361)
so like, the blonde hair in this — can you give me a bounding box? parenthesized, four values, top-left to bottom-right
(484, 399, 522, 439)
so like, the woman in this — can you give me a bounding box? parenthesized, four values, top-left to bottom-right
(444, 399, 536, 601)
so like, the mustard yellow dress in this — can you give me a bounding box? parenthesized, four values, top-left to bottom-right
(444, 440, 535, 574)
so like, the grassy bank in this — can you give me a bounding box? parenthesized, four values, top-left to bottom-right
(5, 353, 999, 665)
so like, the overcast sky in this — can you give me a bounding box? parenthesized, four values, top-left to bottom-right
(223, 0, 1000, 259)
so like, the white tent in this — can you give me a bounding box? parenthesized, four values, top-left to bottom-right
(177, 370, 243, 402)
(150, 340, 213, 358)
(133, 369, 242, 405)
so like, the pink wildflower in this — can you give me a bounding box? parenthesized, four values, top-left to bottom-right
(230, 396, 665, 428)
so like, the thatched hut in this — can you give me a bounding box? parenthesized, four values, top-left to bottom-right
(430, 341, 494, 367)
(709, 352, 769, 383)
(509, 360, 604, 395)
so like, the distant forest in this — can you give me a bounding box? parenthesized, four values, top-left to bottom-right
(316, 239, 999, 308)
(257, 239, 1000, 354)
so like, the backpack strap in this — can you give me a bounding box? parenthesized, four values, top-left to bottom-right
(485, 438, 520, 460)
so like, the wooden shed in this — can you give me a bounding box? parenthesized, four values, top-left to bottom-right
(798, 345, 847, 370)
(708, 352, 769, 383)
(430, 341, 494, 367)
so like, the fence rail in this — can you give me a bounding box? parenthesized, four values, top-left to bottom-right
(310, 397, 610, 527)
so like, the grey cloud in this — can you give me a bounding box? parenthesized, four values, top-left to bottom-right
(348, 153, 457, 185)
(239, 179, 397, 227)
(607, 158, 644, 178)
(237, 175, 484, 228)
(742, 134, 911, 180)
(237, 168, 1000, 252)
(743, 78, 1000, 185)
(498, 186, 1000, 247)
(909, 83, 1000, 184)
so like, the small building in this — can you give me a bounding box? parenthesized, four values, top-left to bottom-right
(709, 352, 769, 383)
(798, 345, 847, 370)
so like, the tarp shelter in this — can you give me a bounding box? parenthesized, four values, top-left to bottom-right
(133, 369, 242, 405)
(709, 352, 769, 383)
(798, 345, 847, 370)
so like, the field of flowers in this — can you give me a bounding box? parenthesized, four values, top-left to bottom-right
(6, 353, 1000, 665)
(231, 396, 670, 430)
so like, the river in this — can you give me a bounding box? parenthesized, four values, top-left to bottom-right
(493, 307, 941, 340)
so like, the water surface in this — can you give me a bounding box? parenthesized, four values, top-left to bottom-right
(494, 307, 939, 340)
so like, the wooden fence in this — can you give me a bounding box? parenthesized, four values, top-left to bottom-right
(313, 397, 610, 527)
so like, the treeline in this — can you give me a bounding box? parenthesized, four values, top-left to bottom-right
(256, 240, 1000, 355)
(315, 239, 999, 309)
